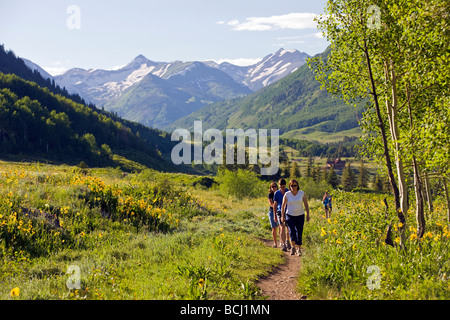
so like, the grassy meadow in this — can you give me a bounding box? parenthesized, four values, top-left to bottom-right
(281, 127, 362, 144)
(0, 161, 284, 300)
(298, 191, 450, 299)
(1, 160, 449, 300)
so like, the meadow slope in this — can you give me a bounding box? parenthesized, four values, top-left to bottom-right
(1, 161, 449, 300)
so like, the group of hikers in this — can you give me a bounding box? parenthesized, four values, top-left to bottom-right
(267, 178, 332, 256)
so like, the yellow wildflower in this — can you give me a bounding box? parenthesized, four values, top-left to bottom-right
(10, 287, 20, 297)
(424, 231, 433, 239)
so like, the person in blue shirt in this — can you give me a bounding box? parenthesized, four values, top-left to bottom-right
(323, 191, 332, 219)
(273, 178, 291, 252)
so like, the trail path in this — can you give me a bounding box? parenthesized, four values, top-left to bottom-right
(256, 239, 307, 300)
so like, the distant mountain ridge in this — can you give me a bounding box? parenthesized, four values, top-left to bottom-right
(49, 48, 308, 129)
(100, 60, 252, 129)
(54, 48, 309, 103)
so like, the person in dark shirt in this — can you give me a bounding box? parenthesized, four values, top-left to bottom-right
(268, 182, 279, 247)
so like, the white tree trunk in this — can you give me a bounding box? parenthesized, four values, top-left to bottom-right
(384, 60, 407, 246)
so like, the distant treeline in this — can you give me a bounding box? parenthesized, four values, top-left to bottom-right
(280, 137, 360, 159)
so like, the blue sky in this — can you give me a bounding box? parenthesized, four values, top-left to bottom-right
(0, 0, 329, 75)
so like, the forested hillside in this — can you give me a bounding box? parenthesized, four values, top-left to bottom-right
(0, 72, 178, 171)
(0, 45, 87, 106)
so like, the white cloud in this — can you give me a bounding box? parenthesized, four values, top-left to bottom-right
(222, 13, 318, 31)
(43, 60, 71, 76)
(227, 19, 240, 26)
(313, 32, 324, 38)
(43, 66, 69, 76)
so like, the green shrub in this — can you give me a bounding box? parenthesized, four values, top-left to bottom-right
(215, 169, 265, 199)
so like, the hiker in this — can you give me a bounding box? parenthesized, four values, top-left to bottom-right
(323, 191, 332, 219)
(268, 182, 279, 247)
(281, 179, 310, 256)
(273, 179, 291, 252)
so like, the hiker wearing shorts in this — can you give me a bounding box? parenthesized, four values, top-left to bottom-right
(273, 179, 291, 252)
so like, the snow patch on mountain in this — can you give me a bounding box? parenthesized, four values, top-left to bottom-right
(153, 63, 171, 78)
(123, 64, 155, 87)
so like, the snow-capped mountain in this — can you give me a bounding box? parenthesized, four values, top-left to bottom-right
(102, 60, 252, 129)
(53, 48, 309, 108)
(244, 49, 309, 91)
(54, 55, 167, 105)
(29, 48, 310, 128)
(54, 55, 254, 108)
(206, 48, 310, 91)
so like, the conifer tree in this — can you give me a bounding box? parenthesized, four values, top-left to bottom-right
(373, 174, 384, 193)
(290, 161, 301, 179)
(342, 162, 356, 191)
(357, 160, 369, 188)
(327, 166, 339, 189)
(305, 156, 313, 178)
(281, 161, 291, 179)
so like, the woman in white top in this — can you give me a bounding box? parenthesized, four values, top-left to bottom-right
(281, 179, 310, 255)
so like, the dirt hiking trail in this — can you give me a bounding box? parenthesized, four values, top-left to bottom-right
(256, 239, 307, 300)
